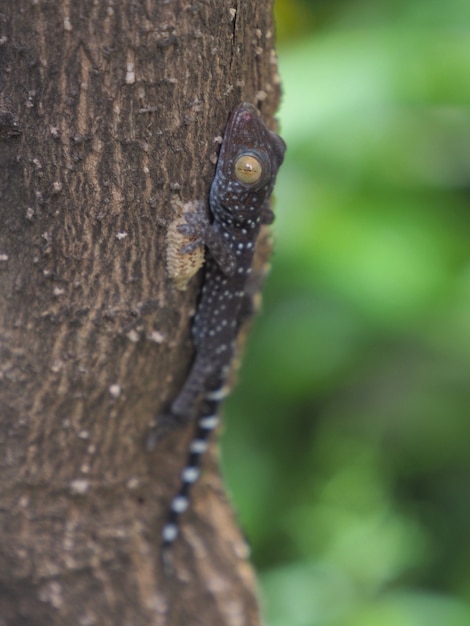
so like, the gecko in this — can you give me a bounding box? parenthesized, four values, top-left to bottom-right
(160, 102, 286, 548)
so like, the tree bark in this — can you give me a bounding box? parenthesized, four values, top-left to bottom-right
(0, 1, 281, 624)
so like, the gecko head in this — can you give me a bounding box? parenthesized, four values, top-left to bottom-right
(222, 103, 286, 190)
(212, 103, 286, 224)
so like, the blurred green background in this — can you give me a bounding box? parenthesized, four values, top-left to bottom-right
(222, 1, 470, 624)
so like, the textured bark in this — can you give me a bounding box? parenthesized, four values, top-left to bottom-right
(0, 1, 281, 624)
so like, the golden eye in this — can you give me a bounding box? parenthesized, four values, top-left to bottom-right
(234, 154, 263, 185)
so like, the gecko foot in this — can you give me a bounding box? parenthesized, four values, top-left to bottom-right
(177, 204, 210, 253)
(177, 202, 237, 276)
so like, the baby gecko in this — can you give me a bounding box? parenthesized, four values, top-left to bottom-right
(161, 102, 285, 547)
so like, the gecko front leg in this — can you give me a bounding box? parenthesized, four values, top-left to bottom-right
(178, 202, 236, 276)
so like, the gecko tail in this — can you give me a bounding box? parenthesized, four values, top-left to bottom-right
(171, 357, 230, 417)
(161, 406, 221, 549)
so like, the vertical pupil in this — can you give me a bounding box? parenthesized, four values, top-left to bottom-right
(235, 155, 262, 184)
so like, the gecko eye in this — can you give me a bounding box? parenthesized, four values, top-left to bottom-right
(234, 153, 263, 185)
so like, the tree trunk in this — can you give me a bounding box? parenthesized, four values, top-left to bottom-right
(0, 1, 281, 624)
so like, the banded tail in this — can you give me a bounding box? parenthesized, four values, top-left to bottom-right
(161, 388, 229, 547)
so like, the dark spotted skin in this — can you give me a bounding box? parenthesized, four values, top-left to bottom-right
(161, 103, 285, 548)
(172, 103, 285, 415)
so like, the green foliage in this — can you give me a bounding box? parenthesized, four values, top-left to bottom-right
(222, 0, 470, 623)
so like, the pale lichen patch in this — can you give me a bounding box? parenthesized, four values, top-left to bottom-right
(166, 199, 205, 291)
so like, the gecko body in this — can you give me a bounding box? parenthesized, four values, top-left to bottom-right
(161, 103, 285, 547)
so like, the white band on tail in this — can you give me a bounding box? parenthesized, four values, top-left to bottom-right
(206, 387, 229, 401)
(199, 415, 219, 429)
